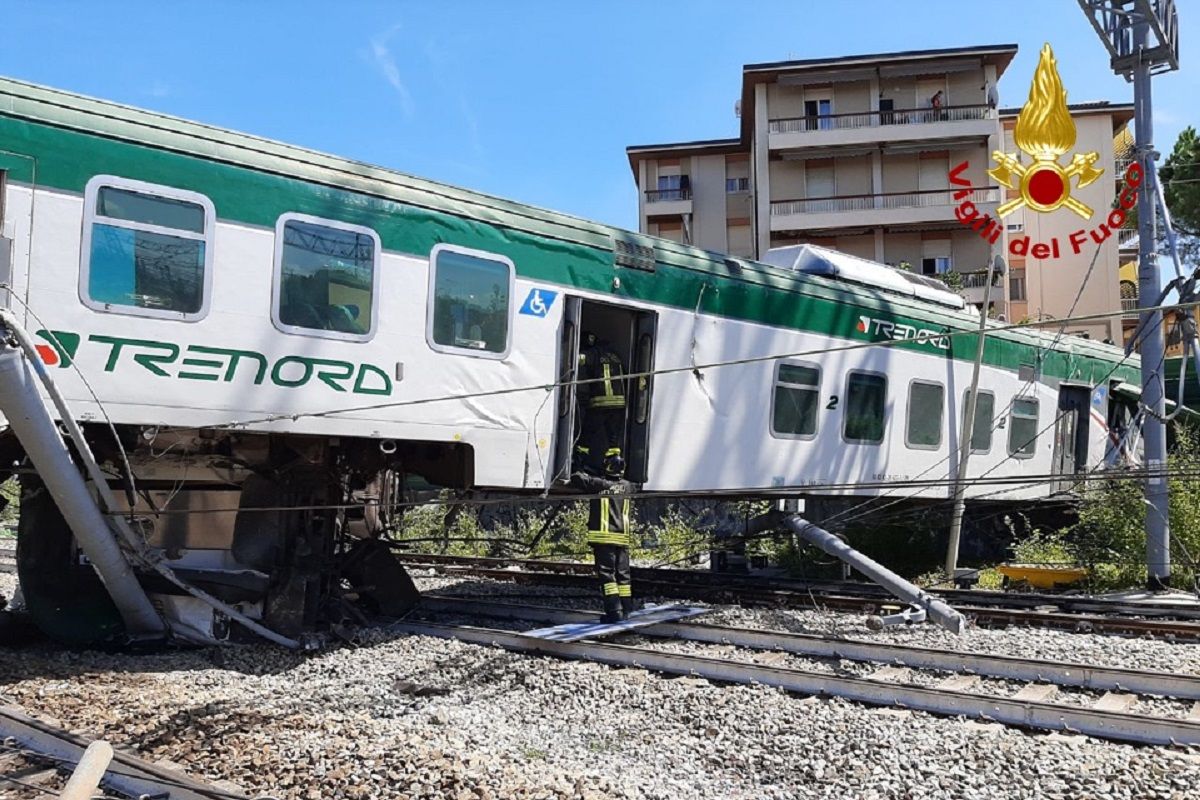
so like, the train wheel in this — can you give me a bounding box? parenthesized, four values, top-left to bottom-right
(15, 476, 126, 645)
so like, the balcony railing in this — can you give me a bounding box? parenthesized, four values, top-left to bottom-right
(768, 104, 993, 134)
(1115, 157, 1135, 176)
(1122, 296, 1140, 316)
(959, 270, 1003, 289)
(770, 186, 1000, 217)
(1118, 228, 1138, 248)
(645, 188, 692, 203)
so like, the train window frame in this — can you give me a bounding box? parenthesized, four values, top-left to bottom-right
(904, 379, 944, 450)
(79, 175, 215, 322)
(769, 360, 821, 440)
(426, 243, 515, 360)
(271, 213, 381, 343)
(842, 370, 888, 445)
(1007, 395, 1040, 458)
(962, 389, 996, 454)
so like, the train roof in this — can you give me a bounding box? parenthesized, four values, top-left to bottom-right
(0, 75, 1135, 379)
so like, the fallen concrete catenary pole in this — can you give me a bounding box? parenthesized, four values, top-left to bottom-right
(59, 740, 114, 800)
(0, 310, 302, 648)
(781, 514, 966, 634)
(0, 330, 165, 635)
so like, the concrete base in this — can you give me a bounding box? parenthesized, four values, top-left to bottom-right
(1097, 588, 1200, 607)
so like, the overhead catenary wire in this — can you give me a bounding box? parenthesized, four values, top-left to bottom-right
(1, 287, 141, 510)
(102, 293, 1192, 521)
(12, 244, 1197, 577)
(161, 300, 1175, 434)
(819, 238, 1122, 534)
(123, 465, 1200, 519)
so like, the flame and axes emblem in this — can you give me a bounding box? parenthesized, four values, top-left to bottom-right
(989, 44, 1104, 219)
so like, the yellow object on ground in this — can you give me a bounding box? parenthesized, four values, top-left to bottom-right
(996, 564, 1088, 590)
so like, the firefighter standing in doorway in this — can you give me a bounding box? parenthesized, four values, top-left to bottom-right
(572, 457, 636, 623)
(574, 332, 627, 476)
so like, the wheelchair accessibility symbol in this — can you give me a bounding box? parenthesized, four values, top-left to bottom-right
(519, 288, 557, 318)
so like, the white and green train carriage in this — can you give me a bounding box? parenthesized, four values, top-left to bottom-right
(0, 76, 1140, 645)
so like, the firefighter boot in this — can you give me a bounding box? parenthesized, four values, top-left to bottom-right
(621, 596, 638, 618)
(602, 595, 623, 624)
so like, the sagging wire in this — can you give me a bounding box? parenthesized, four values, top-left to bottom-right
(1, 290, 141, 516)
(162, 300, 1171, 435)
(818, 234, 1132, 534)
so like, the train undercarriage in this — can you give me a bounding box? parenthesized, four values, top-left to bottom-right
(5, 424, 475, 647)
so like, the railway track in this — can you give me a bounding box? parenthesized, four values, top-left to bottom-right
(406, 595, 1200, 747)
(398, 552, 1200, 639)
(0, 705, 249, 799)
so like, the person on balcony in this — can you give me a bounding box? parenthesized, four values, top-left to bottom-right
(929, 90, 945, 122)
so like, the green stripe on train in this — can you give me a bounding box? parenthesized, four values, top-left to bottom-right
(0, 110, 1137, 385)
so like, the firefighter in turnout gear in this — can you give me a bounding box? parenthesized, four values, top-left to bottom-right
(571, 455, 636, 623)
(574, 332, 628, 476)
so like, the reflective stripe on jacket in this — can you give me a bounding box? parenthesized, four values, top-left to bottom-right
(571, 472, 634, 547)
(580, 347, 627, 409)
(588, 494, 632, 546)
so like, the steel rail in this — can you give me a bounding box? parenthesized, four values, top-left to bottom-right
(402, 554, 1200, 635)
(423, 596, 1200, 699)
(400, 552, 1200, 617)
(392, 620, 1200, 746)
(0, 705, 249, 800)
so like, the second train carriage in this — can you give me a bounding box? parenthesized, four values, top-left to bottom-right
(0, 76, 1141, 643)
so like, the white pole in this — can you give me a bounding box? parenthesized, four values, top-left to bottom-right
(945, 256, 1001, 578)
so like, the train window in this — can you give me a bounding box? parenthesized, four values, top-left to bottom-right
(273, 214, 380, 341)
(427, 244, 514, 358)
(771, 361, 820, 438)
(905, 380, 944, 449)
(80, 176, 214, 321)
(843, 371, 887, 444)
(963, 389, 995, 453)
(1008, 396, 1040, 458)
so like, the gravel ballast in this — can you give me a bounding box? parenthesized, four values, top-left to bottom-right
(1, 573, 1199, 799)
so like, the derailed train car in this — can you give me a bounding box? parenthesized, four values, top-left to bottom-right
(0, 77, 1141, 645)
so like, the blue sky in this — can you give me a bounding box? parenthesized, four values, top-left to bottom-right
(0, 1, 1194, 230)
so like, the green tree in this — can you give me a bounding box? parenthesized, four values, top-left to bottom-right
(1066, 422, 1200, 590)
(1159, 126, 1200, 264)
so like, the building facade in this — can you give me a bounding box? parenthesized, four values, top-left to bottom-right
(627, 45, 1134, 342)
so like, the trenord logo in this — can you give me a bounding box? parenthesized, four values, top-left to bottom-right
(855, 316, 950, 351)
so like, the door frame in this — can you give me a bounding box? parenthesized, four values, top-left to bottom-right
(1052, 382, 1092, 492)
(551, 296, 583, 485)
(626, 310, 658, 484)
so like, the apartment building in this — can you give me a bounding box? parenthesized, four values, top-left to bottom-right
(627, 45, 1134, 341)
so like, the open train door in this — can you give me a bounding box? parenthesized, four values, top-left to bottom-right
(551, 296, 583, 484)
(1051, 383, 1091, 493)
(625, 311, 657, 484)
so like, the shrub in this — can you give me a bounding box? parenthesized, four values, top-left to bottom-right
(1065, 421, 1200, 590)
(1010, 528, 1076, 566)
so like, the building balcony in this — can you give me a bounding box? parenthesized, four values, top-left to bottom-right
(644, 188, 692, 217)
(1122, 296, 1140, 317)
(769, 187, 1000, 232)
(956, 268, 1003, 306)
(1118, 227, 1138, 249)
(767, 105, 996, 150)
